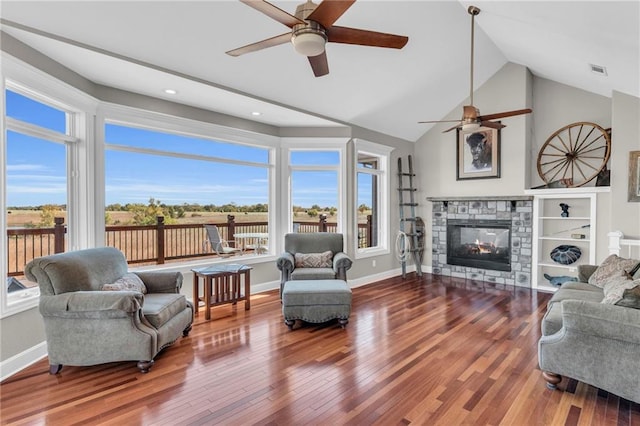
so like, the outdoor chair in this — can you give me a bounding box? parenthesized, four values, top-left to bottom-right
(203, 225, 241, 257)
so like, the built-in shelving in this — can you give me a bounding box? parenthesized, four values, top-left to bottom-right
(524, 187, 608, 293)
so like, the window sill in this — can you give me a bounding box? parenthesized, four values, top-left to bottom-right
(355, 247, 390, 260)
(1, 289, 40, 318)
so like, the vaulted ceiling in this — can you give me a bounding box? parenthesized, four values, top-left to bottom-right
(1, 1, 638, 142)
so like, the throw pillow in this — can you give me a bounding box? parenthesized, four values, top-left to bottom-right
(616, 285, 640, 309)
(602, 275, 640, 306)
(628, 261, 640, 280)
(588, 254, 639, 288)
(295, 251, 333, 268)
(102, 272, 147, 294)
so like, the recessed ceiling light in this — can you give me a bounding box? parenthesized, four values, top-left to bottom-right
(589, 64, 607, 76)
(164, 88, 178, 95)
(251, 111, 262, 116)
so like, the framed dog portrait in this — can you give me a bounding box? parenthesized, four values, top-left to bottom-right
(456, 126, 501, 180)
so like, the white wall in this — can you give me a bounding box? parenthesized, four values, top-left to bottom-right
(610, 91, 640, 239)
(529, 78, 612, 189)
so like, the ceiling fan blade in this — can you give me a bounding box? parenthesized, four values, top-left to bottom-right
(443, 123, 462, 133)
(418, 119, 463, 124)
(478, 108, 532, 121)
(240, 0, 304, 28)
(308, 51, 329, 77)
(306, 0, 355, 29)
(480, 120, 505, 130)
(327, 26, 408, 49)
(226, 33, 292, 57)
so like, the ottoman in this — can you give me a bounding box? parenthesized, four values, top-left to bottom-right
(282, 279, 352, 329)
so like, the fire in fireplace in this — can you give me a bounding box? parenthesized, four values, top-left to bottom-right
(447, 219, 512, 272)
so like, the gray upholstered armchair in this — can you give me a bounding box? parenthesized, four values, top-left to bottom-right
(25, 247, 193, 374)
(276, 233, 352, 295)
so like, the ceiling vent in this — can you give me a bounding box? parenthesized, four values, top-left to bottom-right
(589, 64, 608, 76)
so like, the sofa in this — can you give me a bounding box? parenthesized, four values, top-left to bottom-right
(276, 232, 352, 296)
(538, 254, 640, 403)
(25, 247, 194, 374)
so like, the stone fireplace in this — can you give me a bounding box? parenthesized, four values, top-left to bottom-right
(428, 197, 533, 287)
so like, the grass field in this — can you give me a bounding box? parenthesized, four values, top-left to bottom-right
(7, 210, 348, 228)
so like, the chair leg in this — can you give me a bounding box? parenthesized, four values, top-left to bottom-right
(183, 324, 193, 337)
(338, 318, 349, 329)
(137, 360, 154, 373)
(284, 319, 295, 330)
(49, 364, 63, 374)
(542, 371, 562, 389)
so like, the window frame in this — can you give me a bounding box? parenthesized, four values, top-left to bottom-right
(97, 103, 278, 257)
(282, 139, 348, 237)
(353, 139, 393, 259)
(1, 54, 96, 318)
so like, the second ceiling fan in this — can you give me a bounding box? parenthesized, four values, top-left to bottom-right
(420, 6, 532, 133)
(226, 0, 409, 77)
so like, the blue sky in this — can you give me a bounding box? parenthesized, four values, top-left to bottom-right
(6, 89, 370, 208)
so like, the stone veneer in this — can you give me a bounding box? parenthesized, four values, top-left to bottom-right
(430, 197, 534, 288)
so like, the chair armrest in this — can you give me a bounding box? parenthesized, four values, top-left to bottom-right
(277, 252, 295, 272)
(135, 271, 183, 293)
(561, 299, 640, 344)
(578, 265, 598, 282)
(333, 252, 353, 272)
(39, 291, 143, 317)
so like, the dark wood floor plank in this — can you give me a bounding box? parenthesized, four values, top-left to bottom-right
(1, 273, 638, 425)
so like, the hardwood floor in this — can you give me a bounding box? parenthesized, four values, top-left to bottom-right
(1, 273, 638, 425)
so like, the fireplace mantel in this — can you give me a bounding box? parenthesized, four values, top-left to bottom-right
(427, 196, 533, 202)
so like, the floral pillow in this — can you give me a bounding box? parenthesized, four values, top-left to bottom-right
(295, 251, 333, 268)
(588, 254, 639, 288)
(602, 275, 640, 308)
(102, 273, 147, 294)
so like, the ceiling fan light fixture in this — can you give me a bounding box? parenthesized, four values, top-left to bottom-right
(461, 122, 481, 133)
(292, 31, 327, 57)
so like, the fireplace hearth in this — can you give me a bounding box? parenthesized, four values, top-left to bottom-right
(447, 219, 511, 272)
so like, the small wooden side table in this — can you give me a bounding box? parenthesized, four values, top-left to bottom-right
(191, 264, 252, 320)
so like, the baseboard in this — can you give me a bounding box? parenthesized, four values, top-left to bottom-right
(0, 341, 48, 382)
(250, 280, 280, 294)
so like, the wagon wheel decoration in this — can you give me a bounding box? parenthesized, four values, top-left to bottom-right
(537, 122, 611, 187)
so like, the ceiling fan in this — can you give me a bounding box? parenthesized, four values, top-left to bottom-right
(226, 0, 409, 77)
(420, 6, 531, 133)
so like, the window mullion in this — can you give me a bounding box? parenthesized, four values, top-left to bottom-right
(6, 117, 79, 144)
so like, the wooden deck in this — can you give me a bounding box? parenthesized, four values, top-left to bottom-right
(1, 273, 638, 425)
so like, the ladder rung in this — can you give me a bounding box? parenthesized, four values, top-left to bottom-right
(397, 188, 416, 191)
(400, 218, 417, 222)
(398, 173, 415, 176)
(400, 203, 418, 206)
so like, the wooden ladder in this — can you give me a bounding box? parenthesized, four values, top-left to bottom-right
(397, 155, 424, 278)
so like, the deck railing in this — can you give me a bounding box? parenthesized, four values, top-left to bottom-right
(7, 214, 372, 277)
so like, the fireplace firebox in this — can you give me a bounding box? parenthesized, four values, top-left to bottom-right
(447, 219, 512, 272)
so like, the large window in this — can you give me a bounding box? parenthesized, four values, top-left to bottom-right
(289, 149, 343, 233)
(354, 140, 392, 256)
(2, 86, 80, 315)
(103, 120, 272, 263)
